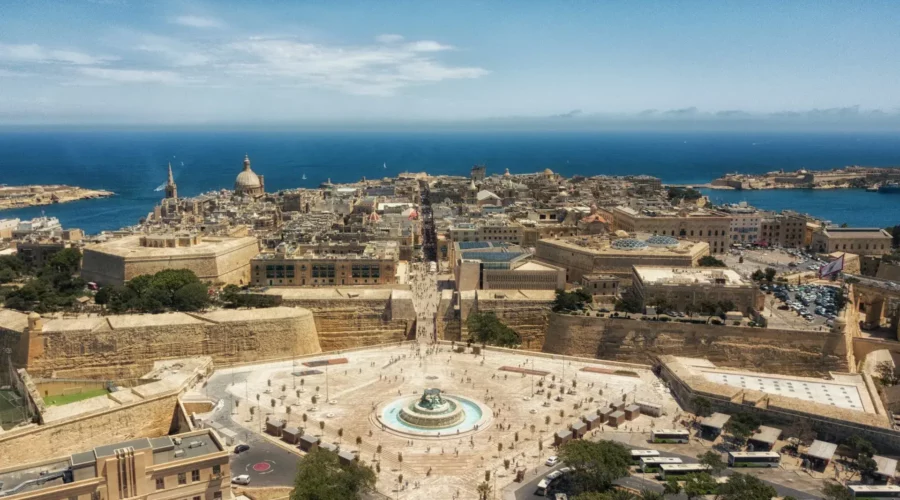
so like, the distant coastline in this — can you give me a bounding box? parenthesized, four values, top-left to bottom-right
(705, 165, 900, 192)
(0, 185, 114, 212)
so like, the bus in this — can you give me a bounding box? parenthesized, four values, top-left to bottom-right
(639, 457, 682, 472)
(651, 429, 690, 444)
(658, 463, 712, 480)
(535, 479, 549, 497)
(727, 451, 781, 468)
(848, 485, 900, 499)
(630, 449, 660, 465)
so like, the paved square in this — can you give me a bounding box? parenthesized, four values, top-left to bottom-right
(203, 343, 680, 499)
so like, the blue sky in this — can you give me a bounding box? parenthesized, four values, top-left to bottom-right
(1, 0, 899, 125)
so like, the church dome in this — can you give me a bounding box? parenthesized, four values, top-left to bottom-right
(235, 155, 262, 189)
(543, 168, 554, 177)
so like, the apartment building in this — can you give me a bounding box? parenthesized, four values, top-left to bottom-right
(0, 429, 230, 500)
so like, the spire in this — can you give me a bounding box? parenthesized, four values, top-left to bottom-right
(243, 154, 251, 171)
(167, 162, 174, 184)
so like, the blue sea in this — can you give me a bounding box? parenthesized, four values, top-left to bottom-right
(1, 130, 899, 234)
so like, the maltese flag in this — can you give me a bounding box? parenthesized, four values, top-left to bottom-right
(819, 254, 845, 278)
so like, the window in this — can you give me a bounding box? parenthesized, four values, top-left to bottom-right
(192, 470, 200, 482)
(194, 497, 201, 500)
(178, 473, 187, 485)
(213, 465, 221, 475)
(214, 493, 222, 500)
(156, 478, 165, 490)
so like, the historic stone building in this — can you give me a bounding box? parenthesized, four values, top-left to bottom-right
(80, 233, 260, 286)
(251, 240, 399, 287)
(811, 227, 892, 256)
(0, 429, 230, 500)
(631, 266, 764, 314)
(234, 154, 265, 197)
(610, 206, 731, 254)
(534, 235, 709, 284)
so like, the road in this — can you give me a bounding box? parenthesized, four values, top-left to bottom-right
(203, 370, 302, 487)
(510, 445, 822, 500)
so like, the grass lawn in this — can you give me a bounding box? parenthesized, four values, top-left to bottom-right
(44, 388, 109, 406)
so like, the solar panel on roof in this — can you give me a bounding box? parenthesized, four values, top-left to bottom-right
(460, 251, 524, 262)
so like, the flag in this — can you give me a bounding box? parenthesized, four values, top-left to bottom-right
(819, 254, 844, 278)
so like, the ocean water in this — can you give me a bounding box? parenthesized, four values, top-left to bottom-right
(0, 130, 899, 234)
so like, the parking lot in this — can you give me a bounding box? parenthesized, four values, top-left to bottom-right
(722, 246, 829, 280)
(763, 283, 841, 331)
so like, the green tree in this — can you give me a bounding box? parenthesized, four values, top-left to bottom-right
(693, 396, 712, 417)
(614, 291, 642, 314)
(552, 288, 592, 312)
(750, 269, 765, 281)
(466, 311, 520, 348)
(821, 482, 853, 500)
(764, 267, 777, 283)
(698, 256, 726, 267)
(725, 412, 761, 447)
(697, 450, 726, 476)
(289, 448, 375, 500)
(682, 473, 717, 499)
(558, 440, 631, 495)
(638, 491, 664, 500)
(718, 473, 777, 500)
(662, 478, 682, 495)
(173, 281, 210, 311)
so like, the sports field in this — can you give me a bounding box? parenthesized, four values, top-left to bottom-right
(43, 388, 109, 406)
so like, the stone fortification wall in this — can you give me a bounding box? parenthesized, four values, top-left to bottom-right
(23, 308, 321, 378)
(658, 356, 900, 454)
(475, 298, 552, 350)
(446, 290, 554, 349)
(275, 292, 414, 351)
(543, 313, 849, 377)
(0, 391, 179, 466)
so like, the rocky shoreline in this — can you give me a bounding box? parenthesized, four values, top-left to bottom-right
(0, 185, 114, 211)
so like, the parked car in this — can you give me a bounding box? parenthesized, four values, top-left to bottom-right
(545, 456, 560, 466)
(234, 444, 250, 454)
(232, 475, 251, 485)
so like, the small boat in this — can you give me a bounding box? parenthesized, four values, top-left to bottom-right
(302, 173, 307, 180)
(878, 181, 900, 193)
(867, 184, 879, 192)
(383, 162, 387, 169)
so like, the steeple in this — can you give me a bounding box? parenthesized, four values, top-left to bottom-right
(164, 162, 177, 200)
(243, 154, 251, 170)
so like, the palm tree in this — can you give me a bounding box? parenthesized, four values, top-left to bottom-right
(337, 427, 344, 445)
(608, 490, 637, 500)
(640, 490, 665, 500)
(476, 481, 492, 500)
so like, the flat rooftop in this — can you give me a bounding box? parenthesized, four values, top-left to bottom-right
(539, 237, 706, 257)
(0, 431, 222, 497)
(84, 234, 257, 258)
(634, 266, 749, 287)
(700, 369, 869, 412)
(821, 228, 890, 239)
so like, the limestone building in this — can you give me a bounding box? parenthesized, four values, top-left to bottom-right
(452, 242, 565, 292)
(719, 203, 765, 244)
(251, 240, 399, 287)
(610, 206, 731, 254)
(534, 235, 709, 284)
(631, 266, 764, 314)
(0, 429, 230, 500)
(80, 233, 259, 286)
(759, 211, 812, 248)
(234, 154, 265, 197)
(811, 227, 892, 256)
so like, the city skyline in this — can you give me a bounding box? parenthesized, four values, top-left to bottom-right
(1, 1, 899, 125)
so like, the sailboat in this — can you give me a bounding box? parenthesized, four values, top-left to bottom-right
(383, 162, 387, 169)
(302, 173, 307, 180)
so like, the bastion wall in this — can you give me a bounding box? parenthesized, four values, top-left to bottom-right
(543, 313, 849, 377)
(18, 307, 322, 378)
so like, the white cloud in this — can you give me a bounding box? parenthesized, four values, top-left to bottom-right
(224, 37, 487, 95)
(405, 40, 453, 52)
(134, 34, 213, 67)
(76, 67, 186, 84)
(0, 43, 116, 65)
(173, 15, 226, 29)
(375, 34, 405, 44)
